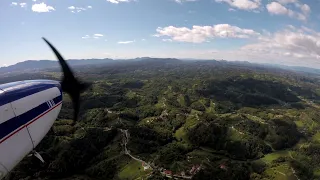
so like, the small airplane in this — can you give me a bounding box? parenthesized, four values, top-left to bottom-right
(0, 38, 90, 179)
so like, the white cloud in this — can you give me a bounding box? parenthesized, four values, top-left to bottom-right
(275, 0, 310, 15)
(82, 34, 104, 39)
(154, 24, 259, 43)
(266, 2, 309, 21)
(228, 8, 236, 11)
(141, 39, 146, 41)
(118, 40, 135, 44)
(68, 6, 91, 13)
(76, 7, 85, 12)
(94, 34, 104, 37)
(300, 4, 310, 15)
(215, 0, 261, 11)
(68, 6, 75, 10)
(20, 3, 27, 8)
(93, 34, 104, 39)
(32, 3, 55, 13)
(82, 35, 90, 39)
(107, 0, 135, 4)
(11, 2, 28, 8)
(237, 25, 320, 66)
(266, 2, 288, 15)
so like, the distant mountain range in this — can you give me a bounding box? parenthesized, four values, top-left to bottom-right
(0, 57, 184, 74)
(264, 64, 320, 75)
(0, 59, 114, 74)
(1, 57, 320, 75)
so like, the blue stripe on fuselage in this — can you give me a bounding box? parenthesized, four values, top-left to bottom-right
(0, 80, 61, 107)
(0, 95, 62, 142)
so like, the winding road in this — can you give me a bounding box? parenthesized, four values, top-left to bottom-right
(119, 129, 152, 168)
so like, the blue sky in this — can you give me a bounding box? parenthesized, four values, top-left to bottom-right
(1, 0, 320, 68)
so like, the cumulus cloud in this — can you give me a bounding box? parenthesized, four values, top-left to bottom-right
(266, 2, 289, 15)
(87, 6, 92, 9)
(118, 40, 135, 44)
(299, 4, 310, 14)
(275, 0, 310, 14)
(68, 6, 89, 13)
(215, 0, 261, 11)
(266, 1, 310, 21)
(162, 25, 320, 67)
(238, 26, 320, 65)
(154, 24, 259, 43)
(32, 3, 55, 13)
(152, 23, 320, 67)
(107, 0, 135, 4)
(11, 2, 18, 6)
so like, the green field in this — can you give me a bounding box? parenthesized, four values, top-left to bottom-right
(174, 126, 189, 143)
(262, 151, 290, 164)
(118, 160, 151, 180)
(312, 132, 320, 143)
(314, 168, 320, 178)
(263, 163, 297, 180)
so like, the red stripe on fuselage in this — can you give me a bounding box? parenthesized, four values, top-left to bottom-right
(0, 102, 62, 144)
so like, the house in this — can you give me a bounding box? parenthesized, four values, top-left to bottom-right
(189, 165, 201, 175)
(220, 164, 227, 170)
(142, 162, 150, 171)
(164, 170, 173, 175)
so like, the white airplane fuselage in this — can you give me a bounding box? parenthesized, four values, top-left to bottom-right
(0, 80, 62, 179)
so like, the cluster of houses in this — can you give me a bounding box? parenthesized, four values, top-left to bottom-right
(159, 164, 202, 179)
(141, 159, 228, 179)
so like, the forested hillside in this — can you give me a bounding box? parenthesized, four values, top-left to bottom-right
(3, 59, 320, 180)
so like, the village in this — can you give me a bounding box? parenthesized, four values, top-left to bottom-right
(140, 160, 228, 179)
(120, 128, 207, 179)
